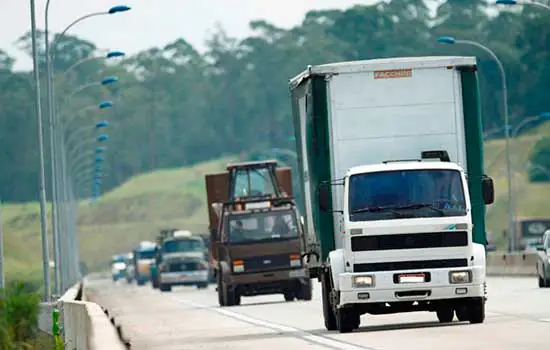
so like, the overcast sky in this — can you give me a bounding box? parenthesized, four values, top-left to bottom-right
(1, 0, 381, 71)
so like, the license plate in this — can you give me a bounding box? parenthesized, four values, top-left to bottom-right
(398, 273, 425, 283)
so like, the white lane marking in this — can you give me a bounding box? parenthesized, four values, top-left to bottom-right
(540, 318, 550, 322)
(173, 297, 374, 350)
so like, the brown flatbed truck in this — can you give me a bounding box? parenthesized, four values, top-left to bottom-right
(205, 159, 312, 306)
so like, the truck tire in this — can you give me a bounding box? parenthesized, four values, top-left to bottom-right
(297, 278, 312, 301)
(196, 282, 208, 289)
(455, 305, 469, 322)
(160, 284, 172, 292)
(467, 298, 485, 324)
(284, 291, 295, 302)
(321, 270, 337, 331)
(436, 307, 454, 323)
(336, 306, 357, 333)
(539, 276, 546, 288)
(224, 284, 241, 306)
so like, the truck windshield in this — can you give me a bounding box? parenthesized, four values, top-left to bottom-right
(163, 239, 203, 253)
(137, 250, 156, 260)
(348, 169, 467, 222)
(233, 168, 276, 198)
(227, 210, 298, 243)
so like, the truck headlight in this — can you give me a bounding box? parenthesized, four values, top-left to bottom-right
(353, 275, 375, 288)
(449, 271, 472, 284)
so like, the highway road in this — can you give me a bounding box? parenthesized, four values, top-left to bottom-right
(85, 276, 549, 350)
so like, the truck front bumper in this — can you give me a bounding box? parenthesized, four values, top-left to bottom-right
(338, 265, 485, 306)
(160, 271, 209, 286)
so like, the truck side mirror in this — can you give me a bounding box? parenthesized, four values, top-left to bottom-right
(318, 186, 330, 212)
(481, 176, 494, 205)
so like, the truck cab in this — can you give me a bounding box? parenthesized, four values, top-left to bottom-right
(156, 230, 210, 292)
(133, 241, 157, 286)
(205, 160, 312, 306)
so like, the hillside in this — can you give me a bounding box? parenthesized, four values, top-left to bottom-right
(2, 124, 550, 281)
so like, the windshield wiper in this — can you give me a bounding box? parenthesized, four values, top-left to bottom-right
(351, 205, 404, 215)
(394, 203, 445, 216)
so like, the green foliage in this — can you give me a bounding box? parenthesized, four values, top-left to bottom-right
(528, 137, 550, 182)
(0, 281, 41, 349)
(0, 1, 549, 203)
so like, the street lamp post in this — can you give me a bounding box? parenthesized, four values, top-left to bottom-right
(62, 51, 125, 80)
(496, 0, 550, 10)
(44, 3, 130, 295)
(30, 0, 51, 301)
(437, 35, 516, 250)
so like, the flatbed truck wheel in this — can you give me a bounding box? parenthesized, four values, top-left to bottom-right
(467, 298, 485, 324)
(539, 276, 547, 288)
(217, 271, 225, 306)
(436, 307, 454, 323)
(321, 270, 337, 331)
(160, 284, 172, 292)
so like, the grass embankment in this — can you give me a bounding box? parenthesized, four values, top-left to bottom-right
(2, 125, 550, 279)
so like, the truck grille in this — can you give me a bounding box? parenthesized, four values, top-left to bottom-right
(167, 261, 200, 272)
(353, 258, 468, 273)
(241, 254, 291, 272)
(351, 231, 468, 251)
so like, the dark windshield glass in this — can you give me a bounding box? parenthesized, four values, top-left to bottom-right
(227, 210, 298, 243)
(137, 250, 156, 260)
(163, 239, 203, 253)
(349, 169, 466, 222)
(111, 256, 125, 264)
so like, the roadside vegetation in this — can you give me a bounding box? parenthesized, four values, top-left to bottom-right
(0, 281, 56, 349)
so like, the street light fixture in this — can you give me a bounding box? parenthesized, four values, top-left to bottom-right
(44, 3, 131, 295)
(437, 35, 516, 250)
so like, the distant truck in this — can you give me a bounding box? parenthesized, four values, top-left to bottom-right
(111, 255, 127, 282)
(205, 160, 312, 306)
(289, 56, 494, 332)
(132, 241, 157, 286)
(151, 229, 210, 292)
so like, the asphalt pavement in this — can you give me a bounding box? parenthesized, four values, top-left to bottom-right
(85, 276, 550, 350)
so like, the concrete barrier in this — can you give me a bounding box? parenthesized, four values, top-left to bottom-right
(37, 280, 126, 350)
(486, 251, 538, 277)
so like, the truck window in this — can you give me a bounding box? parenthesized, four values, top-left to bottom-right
(228, 211, 298, 243)
(137, 250, 156, 260)
(348, 169, 467, 222)
(233, 168, 276, 197)
(163, 239, 203, 253)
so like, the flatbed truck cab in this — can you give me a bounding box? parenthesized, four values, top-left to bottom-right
(289, 56, 495, 333)
(205, 160, 312, 306)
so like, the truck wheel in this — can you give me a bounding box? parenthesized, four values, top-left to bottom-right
(196, 282, 208, 289)
(539, 276, 546, 288)
(223, 282, 240, 306)
(297, 278, 312, 301)
(321, 270, 337, 331)
(436, 307, 454, 323)
(284, 291, 295, 302)
(467, 298, 485, 324)
(455, 305, 469, 322)
(160, 284, 172, 292)
(336, 307, 357, 333)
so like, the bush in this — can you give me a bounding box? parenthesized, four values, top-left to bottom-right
(528, 137, 550, 182)
(0, 281, 41, 349)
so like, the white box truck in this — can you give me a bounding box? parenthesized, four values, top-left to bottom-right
(289, 56, 495, 333)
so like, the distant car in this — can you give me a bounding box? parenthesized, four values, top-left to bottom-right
(536, 229, 550, 288)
